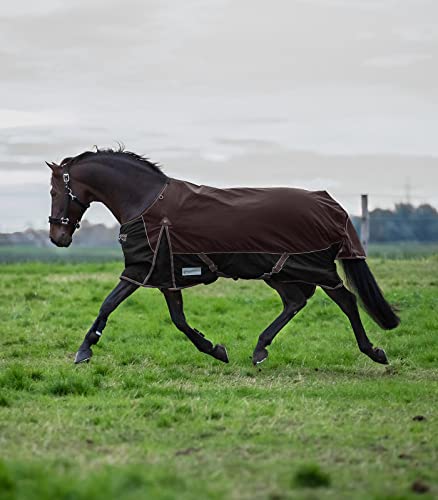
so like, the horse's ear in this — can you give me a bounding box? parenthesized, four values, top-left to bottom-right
(45, 161, 59, 171)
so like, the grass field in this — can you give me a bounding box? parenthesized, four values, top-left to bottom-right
(0, 257, 437, 499)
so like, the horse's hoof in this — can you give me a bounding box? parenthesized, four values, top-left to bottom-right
(252, 348, 268, 365)
(211, 344, 229, 363)
(74, 347, 93, 364)
(369, 347, 389, 365)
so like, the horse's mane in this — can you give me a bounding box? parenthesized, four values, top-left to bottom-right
(60, 145, 163, 175)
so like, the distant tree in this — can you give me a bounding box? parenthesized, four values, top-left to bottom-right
(412, 204, 438, 242)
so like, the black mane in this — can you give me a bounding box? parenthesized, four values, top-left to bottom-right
(60, 146, 163, 175)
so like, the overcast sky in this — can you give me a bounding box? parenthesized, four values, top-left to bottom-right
(1, 0, 437, 231)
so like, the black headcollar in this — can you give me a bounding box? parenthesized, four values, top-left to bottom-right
(48, 163, 90, 229)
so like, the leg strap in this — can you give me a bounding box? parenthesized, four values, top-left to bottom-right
(199, 252, 290, 280)
(260, 253, 290, 279)
(198, 253, 229, 278)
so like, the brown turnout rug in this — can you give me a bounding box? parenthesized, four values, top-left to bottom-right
(118, 178, 365, 290)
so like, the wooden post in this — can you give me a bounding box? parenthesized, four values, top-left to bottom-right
(361, 194, 369, 255)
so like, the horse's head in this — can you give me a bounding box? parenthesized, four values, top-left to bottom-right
(46, 160, 90, 247)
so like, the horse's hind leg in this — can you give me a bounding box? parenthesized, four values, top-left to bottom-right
(252, 282, 315, 365)
(161, 289, 229, 363)
(323, 286, 388, 364)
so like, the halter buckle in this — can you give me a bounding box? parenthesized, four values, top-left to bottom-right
(63, 173, 70, 184)
(61, 217, 70, 225)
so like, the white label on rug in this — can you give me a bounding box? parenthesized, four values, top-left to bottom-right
(182, 267, 202, 276)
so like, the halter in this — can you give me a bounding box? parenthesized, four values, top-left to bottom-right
(48, 163, 90, 229)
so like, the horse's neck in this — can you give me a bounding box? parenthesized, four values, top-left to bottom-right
(79, 160, 167, 224)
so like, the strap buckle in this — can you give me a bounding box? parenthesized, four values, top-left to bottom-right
(63, 173, 70, 184)
(60, 217, 69, 225)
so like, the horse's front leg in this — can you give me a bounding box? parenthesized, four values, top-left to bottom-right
(74, 279, 139, 364)
(161, 289, 229, 363)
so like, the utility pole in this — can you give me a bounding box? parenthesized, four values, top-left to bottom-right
(361, 194, 369, 255)
(404, 177, 412, 205)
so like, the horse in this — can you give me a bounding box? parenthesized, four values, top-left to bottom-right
(46, 147, 399, 367)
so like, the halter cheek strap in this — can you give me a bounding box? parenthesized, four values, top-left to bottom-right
(48, 165, 90, 229)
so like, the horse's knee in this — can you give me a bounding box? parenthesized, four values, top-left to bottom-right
(170, 313, 187, 332)
(285, 298, 306, 317)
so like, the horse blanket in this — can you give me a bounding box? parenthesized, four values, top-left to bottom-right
(119, 178, 365, 290)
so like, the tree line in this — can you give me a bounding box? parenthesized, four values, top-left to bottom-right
(352, 203, 438, 242)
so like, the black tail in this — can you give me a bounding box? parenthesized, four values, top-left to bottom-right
(341, 259, 400, 330)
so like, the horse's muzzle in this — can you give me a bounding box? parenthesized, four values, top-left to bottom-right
(50, 233, 72, 247)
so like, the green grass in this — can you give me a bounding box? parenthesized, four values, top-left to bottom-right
(0, 257, 437, 499)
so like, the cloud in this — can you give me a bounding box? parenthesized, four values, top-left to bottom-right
(0, 109, 75, 128)
(364, 53, 433, 68)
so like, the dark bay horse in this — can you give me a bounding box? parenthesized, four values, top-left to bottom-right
(47, 148, 399, 366)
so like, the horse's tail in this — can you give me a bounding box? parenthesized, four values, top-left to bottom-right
(340, 259, 400, 330)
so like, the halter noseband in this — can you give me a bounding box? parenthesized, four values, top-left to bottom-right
(48, 163, 90, 230)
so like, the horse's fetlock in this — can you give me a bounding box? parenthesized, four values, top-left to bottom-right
(86, 331, 101, 345)
(96, 316, 107, 331)
(257, 337, 270, 349)
(193, 328, 205, 338)
(360, 344, 373, 355)
(198, 339, 214, 354)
